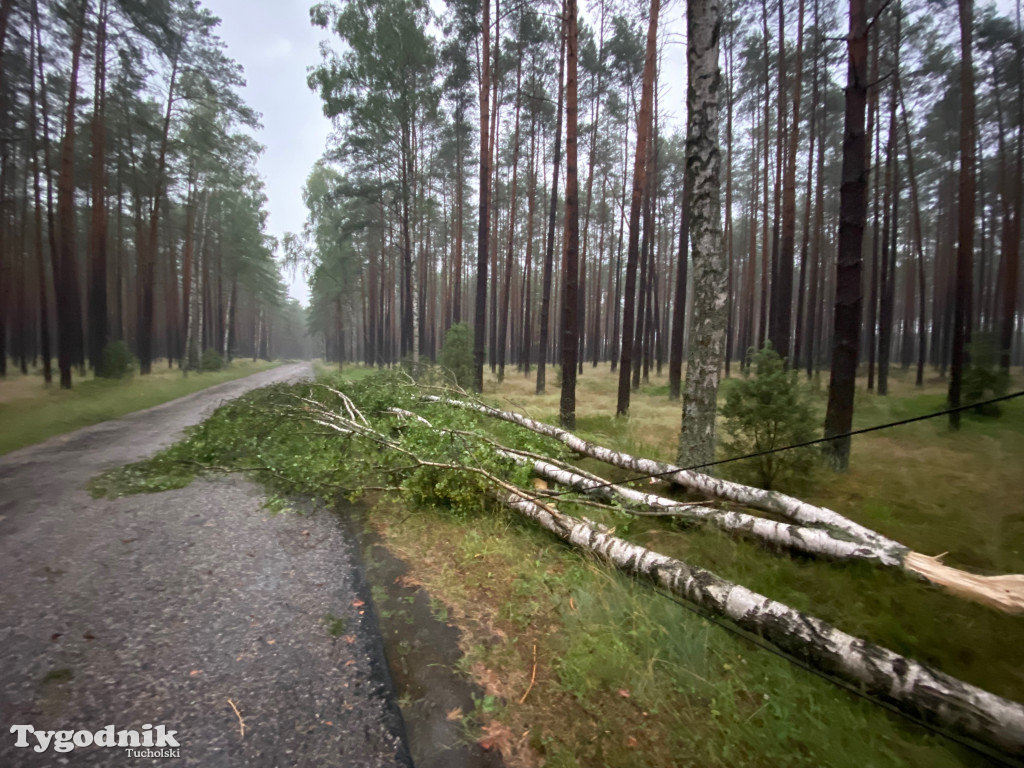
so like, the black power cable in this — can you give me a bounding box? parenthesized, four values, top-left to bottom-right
(535, 389, 1024, 501)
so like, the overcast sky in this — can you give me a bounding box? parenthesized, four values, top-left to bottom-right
(201, 0, 332, 306)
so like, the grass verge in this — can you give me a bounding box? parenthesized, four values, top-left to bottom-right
(0, 358, 281, 455)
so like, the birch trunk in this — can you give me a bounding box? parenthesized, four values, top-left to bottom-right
(678, 0, 725, 467)
(222, 279, 234, 362)
(500, 492, 1024, 755)
(430, 396, 901, 550)
(504, 451, 906, 565)
(559, 0, 580, 429)
(433, 395, 1024, 612)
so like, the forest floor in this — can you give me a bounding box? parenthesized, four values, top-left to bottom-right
(0, 358, 280, 455)
(358, 361, 1024, 768)
(0, 362, 417, 767)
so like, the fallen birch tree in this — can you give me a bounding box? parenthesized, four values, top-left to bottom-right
(427, 394, 1024, 615)
(385, 407, 918, 567)
(277, 382, 1024, 755)
(425, 394, 899, 548)
(500, 489, 1024, 755)
(500, 450, 906, 565)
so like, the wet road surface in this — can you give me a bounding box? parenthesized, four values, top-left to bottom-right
(0, 363, 411, 767)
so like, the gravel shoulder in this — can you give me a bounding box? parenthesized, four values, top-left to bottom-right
(0, 362, 412, 767)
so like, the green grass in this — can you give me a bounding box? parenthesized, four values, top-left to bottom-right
(413, 362, 1024, 766)
(0, 358, 281, 455)
(370, 497, 983, 767)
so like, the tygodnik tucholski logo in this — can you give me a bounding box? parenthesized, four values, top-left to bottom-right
(9, 723, 181, 758)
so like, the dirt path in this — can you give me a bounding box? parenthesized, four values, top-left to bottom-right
(0, 363, 412, 767)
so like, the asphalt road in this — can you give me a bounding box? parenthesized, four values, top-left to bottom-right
(0, 363, 412, 767)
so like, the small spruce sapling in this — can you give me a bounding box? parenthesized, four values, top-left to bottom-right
(98, 341, 137, 379)
(720, 344, 819, 490)
(962, 332, 1010, 416)
(438, 323, 475, 390)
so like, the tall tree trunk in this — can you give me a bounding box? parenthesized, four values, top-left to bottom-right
(473, 0, 492, 392)
(678, 0, 724, 467)
(559, 0, 580, 428)
(795, 0, 818, 375)
(865, 22, 882, 391)
(453, 114, 464, 326)
(591, 174, 607, 367)
(521, 115, 538, 374)
(616, 0, 660, 415)
(610, 118, 629, 372)
(497, 52, 524, 383)
(668, 172, 692, 398)
(823, 0, 869, 470)
(536, 5, 566, 395)
(579, 0, 607, 374)
(995, 3, 1023, 371)
(723, 17, 735, 377)
(772, 0, 804, 363)
(877, 9, 901, 396)
(28, 3, 51, 384)
(758, 16, 771, 350)
(898, 84, 928, 386)
(632, 166, 651, 392)
(949, 0, 976, 430)
(488, 5, 502, 374)
(88, 0, 109, 373)
(181, 175, 197, 370)
(139, 47, 179, 375)
(54, 0, 90, 388)
(223, 276, 235, 361)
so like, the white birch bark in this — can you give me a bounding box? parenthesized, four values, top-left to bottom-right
(253, 304, 262, 362)
(411, 247, 420, 366)
(428, 395, 899, 551)
(501, 491, 1024, 755)
(678, 0, 727, 468)
(183, 190, 209, 371)
(193, 190, 209, 362)
(222, 283, 232, 360)
(504, 452, 906, 565)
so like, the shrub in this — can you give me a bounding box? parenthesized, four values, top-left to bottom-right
(963, 332, 1010, 416)
(720, 344, 819, 491)
(97, 340, 137, 379)
(438, 323, 474, 389)
(200, 348, 224, 372)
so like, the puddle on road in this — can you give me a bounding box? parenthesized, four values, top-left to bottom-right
(348, 509, 506, 768)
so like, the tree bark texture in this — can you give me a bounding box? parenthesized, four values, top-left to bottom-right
(536, 6, 566, 395)
(473, 0, 491, 393)
(949, 0, 976, 429)
(678, 0, 725, 468)
(823, 0, 869, 470)
(559, 0, 580, 429)
(616, 0, 660, 416)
